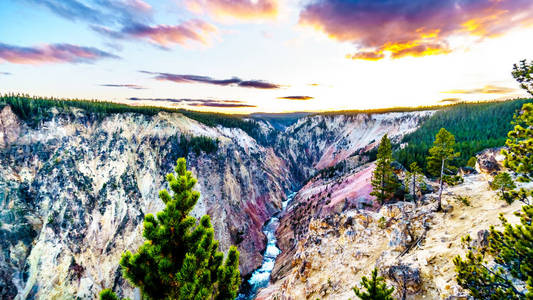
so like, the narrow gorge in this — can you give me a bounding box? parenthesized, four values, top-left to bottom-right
(0, 100, 529, 299)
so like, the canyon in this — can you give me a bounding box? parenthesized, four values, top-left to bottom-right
(0, 102, 522, 299)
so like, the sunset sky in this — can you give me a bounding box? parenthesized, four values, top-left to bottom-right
(1, 0, 533, 113)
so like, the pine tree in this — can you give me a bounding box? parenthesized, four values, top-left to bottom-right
(512, 59, 533, 96)
(371, 134, 400, 204)
(405, 162, 423, 206)
(100, 289, 121, 300)
(453, 205, 533, 299)
(353, 268, 395, 300)
(502, 103, 532, 182)
(490, 172, 516, 204)
(466, 156, 477, 168)
(101, 158, 240, 300)
(501, 103, 533, 205)
(427, 128, 459, 211)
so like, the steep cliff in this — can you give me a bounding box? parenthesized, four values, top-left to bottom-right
(0, 104, 434, 299)
(0, 105, 292, 299)
(260, 148, 529, 299)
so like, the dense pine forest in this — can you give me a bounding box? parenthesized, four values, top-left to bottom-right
(394, 99, 532, 173)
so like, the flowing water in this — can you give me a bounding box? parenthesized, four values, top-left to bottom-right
(237, 192, 296, 300)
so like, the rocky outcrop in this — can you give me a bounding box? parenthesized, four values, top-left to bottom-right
(0, 106, 21, 148)
(476, 147, 505, 175)
(259, 173, 525, 299)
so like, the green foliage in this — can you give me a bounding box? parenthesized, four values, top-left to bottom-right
(443, 174, 463, 186)
(0, 94, 263, 141)
(512, 59, 533, 96)
(454, 205, 533, 299)
(395, 99, 531, 173)
(353, 268, 395, 300)
(103, 158, 240, 299)
(100, 289, 122, 300)
(454, 195, 471, 206)
(370, 135, 401, 204)
(427, 128, 460, 177)
(490, 172, 516, 204)
(179, 135, 219, 155)
(502, 103, 533, 182)
(377, 216, 387, 229)
(467, 156, 477, 168)
(427, 128, 460, 211)
(454, 98, 533, 299)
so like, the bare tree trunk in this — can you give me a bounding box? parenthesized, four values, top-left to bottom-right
(411, 173, 417, 206)
(437, 158, 445, 212)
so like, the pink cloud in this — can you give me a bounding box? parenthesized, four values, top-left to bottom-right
(0, 43, 119, 65)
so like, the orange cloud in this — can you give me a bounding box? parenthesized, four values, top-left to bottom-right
(299, 0, 533, 60)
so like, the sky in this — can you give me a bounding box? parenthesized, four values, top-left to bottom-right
(0, 0, 532, 113)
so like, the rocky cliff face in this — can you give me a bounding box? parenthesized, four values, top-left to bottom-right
(259, 149, 527, 299)
(0, 106, 292, 299)
(276, 112, 432, 180)
(0, 105, 433, 299)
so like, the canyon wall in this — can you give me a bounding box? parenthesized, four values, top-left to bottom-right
(0, 105, 432, 299)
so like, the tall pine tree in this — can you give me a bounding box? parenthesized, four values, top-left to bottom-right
(353, 268, 395, 300)
(502, 103, 532, 182)
(371, 134, 400, 204)
(101, 158, 240, 300)
(427, 128, 459, 211)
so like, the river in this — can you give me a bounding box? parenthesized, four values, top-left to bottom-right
(237, 192, 296, 300)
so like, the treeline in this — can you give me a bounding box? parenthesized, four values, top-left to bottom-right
(394, 98, 532, 173)
(0, 94, 263, 140)
(179, 135, 219, 156)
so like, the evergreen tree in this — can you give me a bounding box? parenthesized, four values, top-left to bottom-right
(101, 158, 240, 300)
(466, 156, 477, 168)
(427, 128, 459, 211)
(512, 59, 533, 96)
(502, 103, 532, 182)
(490, 172, 516, 204)
(453, 205, 533, 299)
(371, 134, 400, 204)
(405, 162, 423, 206)
(501, 103, 533, 205)
(353, 268, 395, 300)
(100, 289, 121, 300)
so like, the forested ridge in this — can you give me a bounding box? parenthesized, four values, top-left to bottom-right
(394, 98, 532, 173)
(0, 94, 262, 141)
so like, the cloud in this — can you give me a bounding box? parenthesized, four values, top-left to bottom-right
(439, 98, 462, 103)
(185, 0, 278, 21)
(128, 97, 256, 108)
(27, 0, 217, 49)
(100, 84, 146, 90)
(141, 71, 282, 89)
(277, 96, 314, 100)
(0, 42, 119, 64)
(299, 0, 533, 60)
(94, 20, 218, 48)
(442, 85, 517, 94)
(25, 0, 153, 26)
